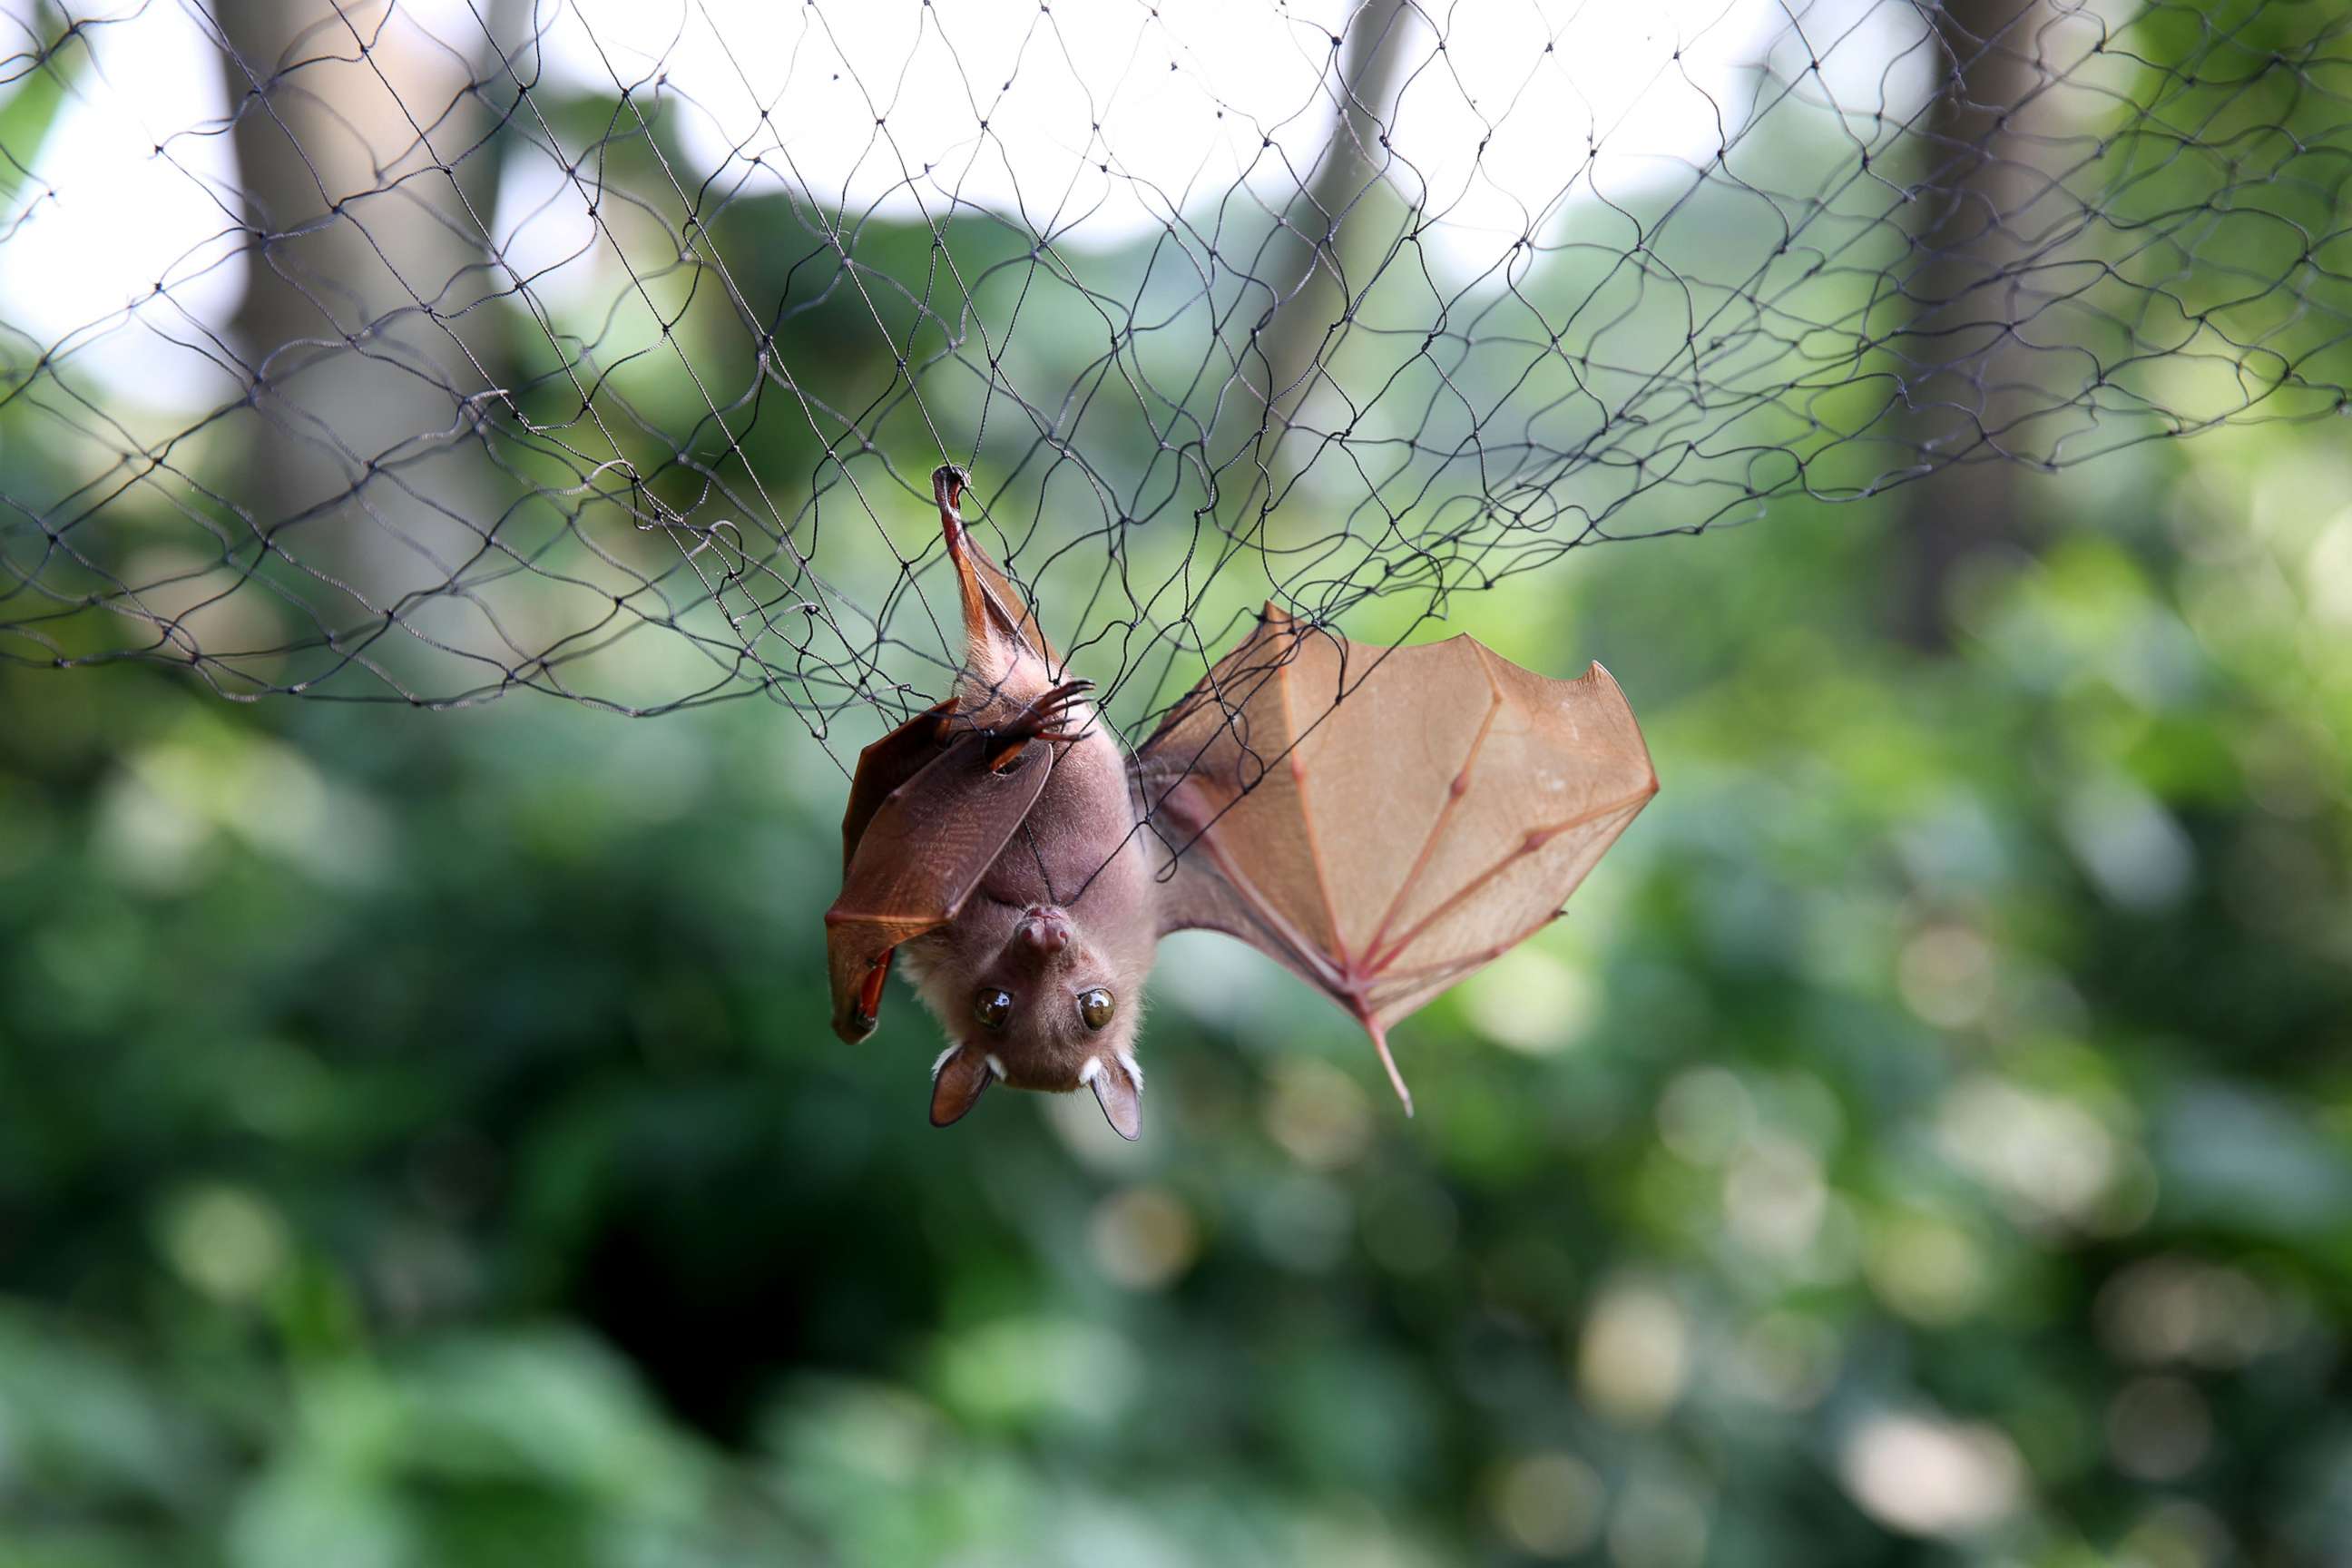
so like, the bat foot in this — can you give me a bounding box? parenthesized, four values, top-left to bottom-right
(933, 464, 971, 516)
(985, 680, 1095, 771)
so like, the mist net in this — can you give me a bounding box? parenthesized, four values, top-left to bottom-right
(1, 0, 2346, 768)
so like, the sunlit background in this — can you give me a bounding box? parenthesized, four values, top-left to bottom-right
(4, 1, 2350, 1565)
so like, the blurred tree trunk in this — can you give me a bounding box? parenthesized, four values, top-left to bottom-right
(1226, 0, 1415, 513)
(220, 0, 526, 684)
(1894, 0, 2052, 650)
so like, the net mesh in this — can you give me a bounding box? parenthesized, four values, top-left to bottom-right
(1, 0, 2346, 767)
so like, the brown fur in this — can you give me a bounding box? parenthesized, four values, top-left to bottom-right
(900, 701, 1156, 1105)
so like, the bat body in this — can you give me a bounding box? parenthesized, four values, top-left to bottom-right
(825, 466, 1657, 1138)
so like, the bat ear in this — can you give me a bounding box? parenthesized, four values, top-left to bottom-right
(1086, 1054, 1143, 1142)
(930, 1044, 994, 1128)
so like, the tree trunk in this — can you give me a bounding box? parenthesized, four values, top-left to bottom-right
(1221, 0, 1416, 514)
(219, 0, 524, 692)
(1894, 0, 2052, 649)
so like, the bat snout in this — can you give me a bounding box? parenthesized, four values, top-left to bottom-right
(1015, 906, 1073, 955)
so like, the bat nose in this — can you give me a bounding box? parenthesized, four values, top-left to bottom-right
(1018, 907, 1073, 954)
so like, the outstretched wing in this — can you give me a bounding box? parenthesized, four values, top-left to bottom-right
(825, 733, 1053, 1044)
(1135, 605, 1657, 1110)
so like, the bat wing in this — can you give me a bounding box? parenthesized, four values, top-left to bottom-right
(1135, 605, 1657, 1110)
(839, 699, 956, 876)
(825, 732, 1054, 1044)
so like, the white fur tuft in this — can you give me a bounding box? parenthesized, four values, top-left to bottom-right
(985, 1054, 1007, 1080)
(930, 1044, 961, 1081)
(1116, 1049, 1144, 1088)
(1077, 1055, 1102, 1085)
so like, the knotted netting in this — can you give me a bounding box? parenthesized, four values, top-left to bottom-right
(1, 0, 2346, 767)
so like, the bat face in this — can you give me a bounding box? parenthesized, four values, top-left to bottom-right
(904, 894, 1155, 1138)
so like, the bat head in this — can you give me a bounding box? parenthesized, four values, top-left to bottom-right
(906, 897, 1155, 1140)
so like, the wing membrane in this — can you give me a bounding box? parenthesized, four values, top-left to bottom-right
(1138, 606, 1656, 1107)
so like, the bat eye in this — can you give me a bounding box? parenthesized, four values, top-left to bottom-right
(1078, 987, 1115, 1031)
(973, 988, 1013, 1032)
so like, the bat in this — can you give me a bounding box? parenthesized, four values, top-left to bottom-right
(824, 466, 1658, 1139)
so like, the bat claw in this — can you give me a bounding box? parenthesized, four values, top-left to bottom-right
(935, 466, 974, 561)
(983, 680, 1097, 769)
(932, 464, 971, 514)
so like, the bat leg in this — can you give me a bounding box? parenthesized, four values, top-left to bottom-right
(1367, 1016, 1416, 1117)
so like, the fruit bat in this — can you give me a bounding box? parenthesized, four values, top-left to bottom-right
(824, 466, 1658, 1139)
